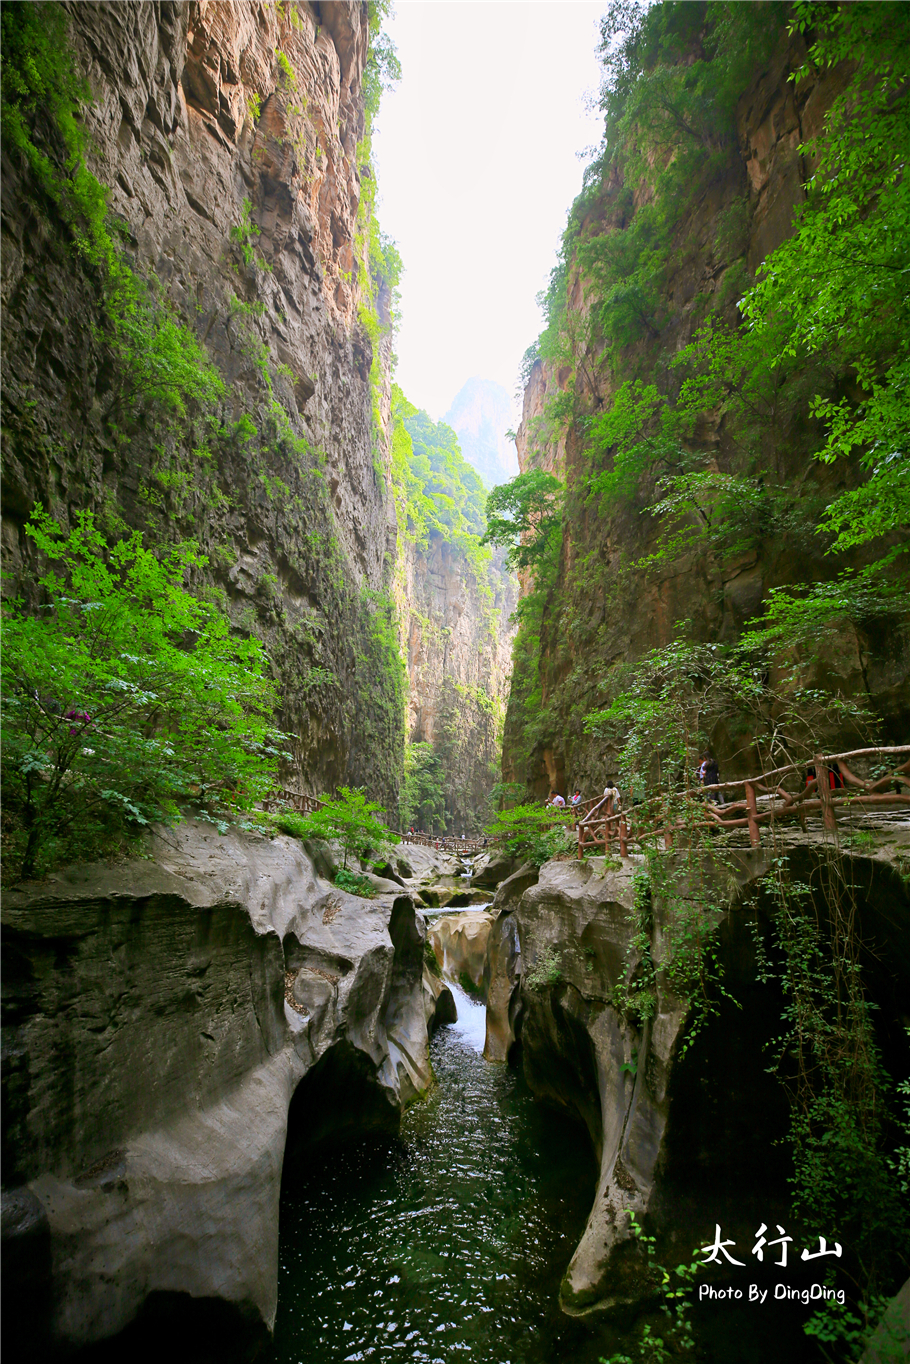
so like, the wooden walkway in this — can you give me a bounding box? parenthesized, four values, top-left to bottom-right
(262, 746, 909, 867)
(576, 745, 910, 858)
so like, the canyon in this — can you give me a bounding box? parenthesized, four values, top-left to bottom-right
(2, 3, 908, 1361)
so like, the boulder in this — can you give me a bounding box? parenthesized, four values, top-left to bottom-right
(427, 910, 494, 991)
(490, 861, 539, 916)
(0, 820, 432, 1353)
(471, 852, 516, 888)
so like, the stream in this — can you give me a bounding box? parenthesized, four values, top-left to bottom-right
(270, 984, 613, 1364)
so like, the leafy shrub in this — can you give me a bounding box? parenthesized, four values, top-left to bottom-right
(333, 867, 376, 898)
(278, 786, 396, 870)
(485, 802, 574, 866)
(525, 946, 562, 992)
(2, 508, 280, 878)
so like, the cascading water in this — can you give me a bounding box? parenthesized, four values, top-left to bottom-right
(270, 977, 610, 1363)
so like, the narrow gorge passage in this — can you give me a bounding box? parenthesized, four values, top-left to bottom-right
(271, 980, 604, 1364)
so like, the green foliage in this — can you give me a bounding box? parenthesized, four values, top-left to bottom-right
(333, 867, 377, 899)
(231, 197, 268, 270)
(363, 0, 401, 129)
(395, 399, 492, 580)
(742, 2, 910, 554)
(483, 470, 563, 574)
(485, 802, 573, 867)
(1, 1, 225, 424)
(612, 873, 658, 1027)
(599, 1211, 700, 1364)
(803, 1294, 906, 1363)
(424, 936, 441, 978)
(2, 509, 280, 878)
(753, 856, 910, 1303)
(525, 945, 562, 992)
(399, 741, 446, 830)
(584, 637, 872, 791)
(457, 970, 484, 999)
(281, 786, 397, 870)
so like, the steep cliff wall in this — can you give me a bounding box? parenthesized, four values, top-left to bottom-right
(403, 534, 516, 831)
(1, 0, 406, 808)
(504, 8, 909, 796)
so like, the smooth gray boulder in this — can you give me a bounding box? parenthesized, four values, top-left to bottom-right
(1, 820, 433, 1354)
(471, 851, 516, 888)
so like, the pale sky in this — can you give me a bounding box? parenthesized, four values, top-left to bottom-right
(372, 1, 605, 421)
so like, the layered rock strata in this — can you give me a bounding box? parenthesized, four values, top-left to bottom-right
(1, 820, 433, 1353)
(1, 0, 405, 805)
(403, 535, 517, 831)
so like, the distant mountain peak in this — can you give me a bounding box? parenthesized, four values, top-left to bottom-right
(443, 378, 519, 488)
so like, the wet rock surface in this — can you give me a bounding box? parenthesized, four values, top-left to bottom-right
(1, 820, 432, 1353)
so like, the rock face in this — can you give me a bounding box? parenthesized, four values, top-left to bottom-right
(427, 910, 494, 991)
(482, 861, 539, 1061)
(402, 533, 517, 831)
(1, 0, 407, 808)
(1, 820, 432, 1353)
(442, 378, 519, 488)
(498, 846, 910, 1317)
(502, 21, 909, 794)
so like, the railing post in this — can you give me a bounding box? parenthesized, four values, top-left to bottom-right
(619, 816, 628, 858)
(816, 757, 838, 833)
(745, 781, 761, 848)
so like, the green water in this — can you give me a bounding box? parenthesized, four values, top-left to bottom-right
(271, 987, 613, 1364)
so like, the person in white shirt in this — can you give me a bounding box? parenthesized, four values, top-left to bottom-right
(549, 791, 566, 807)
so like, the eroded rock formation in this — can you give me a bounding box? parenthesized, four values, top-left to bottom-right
(427, 909, 494, 991)
(491, 842, 910, 1318)
(1, 819, 433, 1354)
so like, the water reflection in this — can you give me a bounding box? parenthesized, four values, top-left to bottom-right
(272, 985, 607, 1363)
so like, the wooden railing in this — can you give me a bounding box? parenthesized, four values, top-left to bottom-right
(260, 787, 326, 816)
(577, 746, 910, 859)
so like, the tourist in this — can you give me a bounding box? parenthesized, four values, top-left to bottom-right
(602, 778, 621, 812)
(570, 788, 582, 807)
(698, 752, 724, 805)
(549, 791, 565, 807)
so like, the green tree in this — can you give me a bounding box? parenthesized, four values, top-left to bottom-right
(741, 1, 910, 559)
(485, 801, 573, 866)
(482, 470, 563, 573)
(2, 509, 280, 878)
(281, 786, 397, 870)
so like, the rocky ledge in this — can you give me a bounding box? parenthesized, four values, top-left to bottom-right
(1, 820, 435, 1356)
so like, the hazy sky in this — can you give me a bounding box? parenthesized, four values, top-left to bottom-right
(372, 1, 605, 421)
